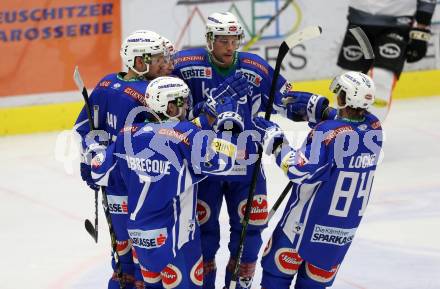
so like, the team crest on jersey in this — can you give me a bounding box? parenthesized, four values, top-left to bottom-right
(190, 256, 203, 286)
(238, 194, 268, 225)
(161, 264, 182, 289)
(274, 248, 303, 275)
(107, 195, 129, 215)
(128, 228, 168, 249)
(305, 263, 339, 283)
(240, 68, 262, 87)
(140, 264, 161, 284)
(196, 200, 211, 225)
(181, 66, 212, 80)
(116, 239, 132, 256)
(262, 237, 272, 257)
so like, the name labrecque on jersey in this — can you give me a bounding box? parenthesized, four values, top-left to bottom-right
(126, 156, 171, 175)
(181, 66, 212, 80)
(311, 224, 356, 246)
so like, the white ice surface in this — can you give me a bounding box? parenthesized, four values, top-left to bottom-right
(1, 97, 439, 289)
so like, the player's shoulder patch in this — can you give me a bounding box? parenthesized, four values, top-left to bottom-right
(239, 52, 269, 75)
(119, 124, 141, 134)
(97, 73, 118, 88)
(365, 113, 382, 130)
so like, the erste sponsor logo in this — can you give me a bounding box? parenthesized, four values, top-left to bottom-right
(181, 66, 212, 80)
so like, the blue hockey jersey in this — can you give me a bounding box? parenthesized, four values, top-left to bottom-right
(91, 119, 239, 272)
(74, 73, 149, 147)
(172, 48, 291, 179)
(276, 113, 383, 270)
(172, 48, 291, 125)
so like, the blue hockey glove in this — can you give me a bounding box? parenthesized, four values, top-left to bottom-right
(253, 117, 286, 155)
(80, 142, 106, 191)
(204, 73, 249, 116)
(282, 91, 329, 126)
(212, 96, 244, 134)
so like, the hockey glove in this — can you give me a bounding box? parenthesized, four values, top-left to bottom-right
(212, 96, 245, 134)
(203, 73, 249, 116)
(406, 27, 431, 63)
(283, 91, 329, 126)
(253, 117, 286, 155)
(81, 142, 106, 191)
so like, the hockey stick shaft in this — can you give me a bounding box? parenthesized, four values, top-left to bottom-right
(73, 66, 125, 289)
(229, 26, 322, 289)
(267, 27, 374, 223)
(74, 66, 99, 243)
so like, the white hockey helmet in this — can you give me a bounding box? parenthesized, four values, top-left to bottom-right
(206, 12, 244, 49)
(145, 76, 190, 120)
(161, 36, 176, 64)
(330, 71, 375, 110)
(120, 30, 165, 76)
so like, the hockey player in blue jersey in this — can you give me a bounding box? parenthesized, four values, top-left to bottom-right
(74, 30, 169, 289)
(258, 71, 383, 289)
(90, 75, 254, 289)
(171, 11, 329, 289)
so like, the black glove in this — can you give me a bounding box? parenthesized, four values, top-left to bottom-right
(406, 27, 431, 63)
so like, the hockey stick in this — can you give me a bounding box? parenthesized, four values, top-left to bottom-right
(266, 27, 374, 223)
(73, 66, 99, 243)
(242, 0, 294, 51)
(73, 66, 126, 289)
(229, 26, 322, 289)
(348, 27, 387, 108)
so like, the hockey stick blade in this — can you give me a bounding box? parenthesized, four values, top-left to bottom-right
(84, 219, 98, 242)
(73, 66, 85, 92)
(285, 26, 322, 50)
(349, 27, 374, 60)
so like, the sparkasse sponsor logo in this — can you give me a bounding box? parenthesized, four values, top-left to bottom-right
(107, 195, 128, 215)
(128, 228, 168, 249)
(310, 224, 356, 246)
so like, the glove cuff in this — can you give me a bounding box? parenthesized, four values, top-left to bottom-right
(214, 111, 244, 134)
(409, 29, 431, 41)
(307, 94, 329, 124)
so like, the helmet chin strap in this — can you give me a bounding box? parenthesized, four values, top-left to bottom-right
(129, 62, 150, 76)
